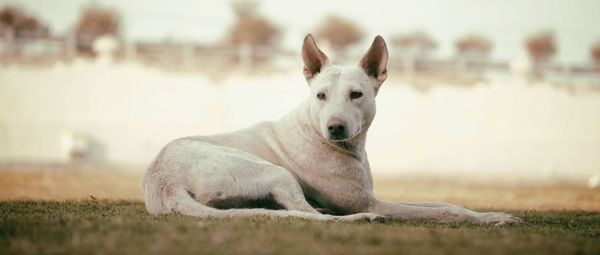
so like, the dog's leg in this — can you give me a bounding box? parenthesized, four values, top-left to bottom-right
(268, 171, 321, 213)
(163, 185, 333, 220)
(269, 180, 385, 222)
(368, 197, 522, 225)
(166, 185, 386, 222)
(271, 186, 320, 213)
(399, 202, 465, 209)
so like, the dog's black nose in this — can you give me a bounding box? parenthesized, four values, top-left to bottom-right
(327, 118, 347, 140)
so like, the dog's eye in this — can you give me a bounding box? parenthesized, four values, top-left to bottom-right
(350, 91, 363, 99)
(317, 92, 326, 100)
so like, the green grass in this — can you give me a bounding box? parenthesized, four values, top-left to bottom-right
(1, 201, 599, 255)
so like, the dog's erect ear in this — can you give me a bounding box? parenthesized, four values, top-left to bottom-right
(359, 35, 388, 92)
(302, 34, 329, 82)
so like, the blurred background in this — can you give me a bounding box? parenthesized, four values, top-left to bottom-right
(0, 0, 599, 206)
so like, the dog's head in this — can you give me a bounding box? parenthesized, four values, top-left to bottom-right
(302, 34, 388, 141)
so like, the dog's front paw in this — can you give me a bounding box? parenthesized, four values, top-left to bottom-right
(476, 212, 523, 226)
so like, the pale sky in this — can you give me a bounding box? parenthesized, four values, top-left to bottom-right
(2, 0, 600, 64)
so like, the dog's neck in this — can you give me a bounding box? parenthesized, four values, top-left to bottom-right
(279, 99, 367, 161)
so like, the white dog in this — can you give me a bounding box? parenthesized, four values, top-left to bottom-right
(142, 34, 522, 225)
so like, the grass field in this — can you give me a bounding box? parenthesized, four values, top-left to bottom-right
(1, 165, 599, 254)
(1, 201, 599, 255)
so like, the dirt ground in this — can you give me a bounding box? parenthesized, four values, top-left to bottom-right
(0, 163, 598, 211)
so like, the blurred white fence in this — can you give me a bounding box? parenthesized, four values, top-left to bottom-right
(3, 36, 600, 86)
(0, 35, 300, 71)
(1, 61, 599, 185)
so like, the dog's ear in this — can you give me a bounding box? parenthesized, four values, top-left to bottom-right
(359, 35, 388, 93)
(302, 34, 329, 82)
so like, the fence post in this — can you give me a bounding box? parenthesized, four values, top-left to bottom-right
(402, 52, 415, 78)
(239, 43, 252, 69)
(65, 31, 76, 59)
(182, 43, 194, 69)
(4, 26, 15, 57)
(125, 40, 137, 62)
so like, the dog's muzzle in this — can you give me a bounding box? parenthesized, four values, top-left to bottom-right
(327, 118, 348, 140)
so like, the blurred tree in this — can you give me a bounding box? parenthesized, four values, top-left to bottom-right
(316, 15, 362, 53)
(74, 4, 121, 54)
(525, 31, 556, 78)
(591, 42, 600, 70)
(392, 30, 437, 75)
(227, 0, 279, 67)
(228, 1, 279, 48)
(0, 6, 49, 39)
(393, 30, 437, 54)
(455, 34, 492, 62)
(454, 34, 492, 73)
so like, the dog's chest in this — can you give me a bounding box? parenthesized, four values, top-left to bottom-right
(277, 147, 373, 213)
